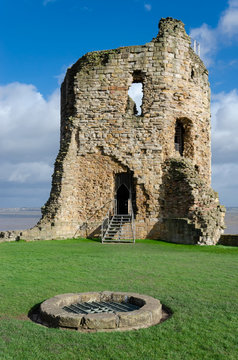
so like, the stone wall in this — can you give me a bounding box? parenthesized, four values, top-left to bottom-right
(218, 235, 238, 247)
(0, 17, 225, 244)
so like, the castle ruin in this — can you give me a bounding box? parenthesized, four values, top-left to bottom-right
(1, 18, 225, 245)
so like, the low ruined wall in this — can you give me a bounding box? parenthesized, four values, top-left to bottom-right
(160, 158, 225, 245)
(0, 230, 20, 243)
(160, 218, 202, 245)
(218, 235, 238, 247)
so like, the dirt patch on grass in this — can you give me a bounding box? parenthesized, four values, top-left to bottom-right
(0, 313, 30, 321)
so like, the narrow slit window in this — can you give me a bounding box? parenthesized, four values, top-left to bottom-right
(128, 82, 143, 116)
(175, 120, 185, 156)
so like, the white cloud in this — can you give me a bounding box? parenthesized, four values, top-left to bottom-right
(190, 1, 238, 66)
(0, 82, 60, 162)
(0, 82, 60, 191)
(211, 89, 238, 205)
(82, 6, 91, 12)
(128, 83, 143, 115)
(212, 162, 238, 206)
(219, 0, 238, 37)
(0, 162, 53, 183)
(189, 2, 238, 205)
(144, 3, 152, 11)
(190, 24, 217, 66)
(212, 163, 238, 189)
(211, 89, 238, 164)
(228, 59, 238, 66)
(43, 0, 56, 6)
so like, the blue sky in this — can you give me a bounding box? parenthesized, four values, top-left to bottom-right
(0, 0, 238, 207)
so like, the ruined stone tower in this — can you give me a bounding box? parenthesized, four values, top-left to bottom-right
(5, 17, 225, 245)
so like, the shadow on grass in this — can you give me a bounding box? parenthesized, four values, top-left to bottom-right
(161, 304, 173, 323)
(87, 237, 101, 243)
(28, 302, 51, 327)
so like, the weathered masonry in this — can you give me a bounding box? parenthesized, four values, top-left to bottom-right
(1, 17, 225, 245)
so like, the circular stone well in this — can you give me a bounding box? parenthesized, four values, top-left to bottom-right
(39, 291, 163, 331)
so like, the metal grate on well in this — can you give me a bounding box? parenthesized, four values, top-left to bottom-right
(63, 301, 140, 314)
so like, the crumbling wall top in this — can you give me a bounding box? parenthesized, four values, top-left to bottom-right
(157, 17, 188, 39)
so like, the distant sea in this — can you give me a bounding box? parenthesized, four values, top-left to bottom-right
(0, 207, 238, 234)
(0, 208, 41, 231)
(223, 207, 238, 235)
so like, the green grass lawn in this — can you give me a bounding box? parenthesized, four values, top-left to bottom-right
(0, 239, 238, 360)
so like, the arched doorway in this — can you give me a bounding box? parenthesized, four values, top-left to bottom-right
(116, 184, 130, 214)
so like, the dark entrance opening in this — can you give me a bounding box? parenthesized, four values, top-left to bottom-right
(115, 172, 136, 216)
(116, 184, 130, 214)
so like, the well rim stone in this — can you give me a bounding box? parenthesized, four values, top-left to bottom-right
(40, 291, 163, 332)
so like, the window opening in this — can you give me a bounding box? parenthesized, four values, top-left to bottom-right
(175, 120, 185, 156)
(128, 83, 143, 116)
